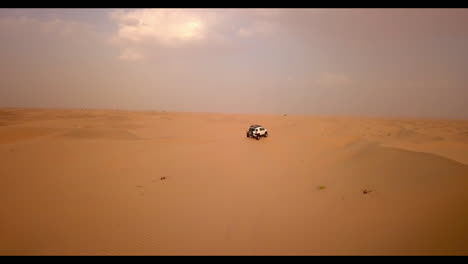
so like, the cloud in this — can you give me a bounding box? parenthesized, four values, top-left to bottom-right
(315, 72, 353, 87)
(0, 16, 97, 38)
(109, 9, 219, 47)
(118, 48, 144, 61)
(109, 9, 283, 61)
(0, 15, 105, 65)
(237, 21, 275, 38)
(250, 8, 282, 18)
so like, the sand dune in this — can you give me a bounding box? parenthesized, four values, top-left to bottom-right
(60, 128, 142, 141)
(0, 126, 63, 144)
(0, 108, 467, 255)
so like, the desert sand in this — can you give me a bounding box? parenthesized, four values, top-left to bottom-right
(0, 107, 467, 255)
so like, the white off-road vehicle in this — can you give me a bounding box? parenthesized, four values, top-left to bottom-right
(246, 125, 268, 140)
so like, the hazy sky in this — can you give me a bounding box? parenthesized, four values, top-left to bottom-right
(1, 8, 467, 118)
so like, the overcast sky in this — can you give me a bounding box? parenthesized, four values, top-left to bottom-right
(1, 8, 467, 118)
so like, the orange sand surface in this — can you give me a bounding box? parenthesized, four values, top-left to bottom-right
(1, 108, 467, 255)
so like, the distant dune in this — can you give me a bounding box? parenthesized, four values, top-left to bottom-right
(0, 108, 467, 255)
